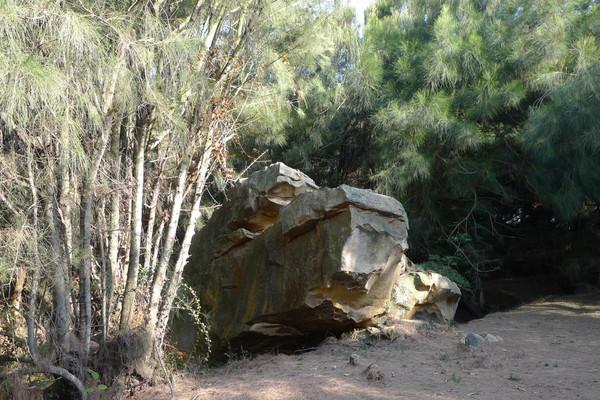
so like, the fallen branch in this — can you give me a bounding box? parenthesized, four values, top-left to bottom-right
(23, 363, 88, 400)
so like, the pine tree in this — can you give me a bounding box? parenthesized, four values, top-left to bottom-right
(0, 0, 346, 394)
(238, 2, 377, 186)
(362, 0, 600, 288)
(253, 0, 600, 290)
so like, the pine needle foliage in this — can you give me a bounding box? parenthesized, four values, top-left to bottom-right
(254, 0, 600, 289)
(1, 0, 353, 390)
(238, 2, 377, 186)
(364, 0, 600, 287)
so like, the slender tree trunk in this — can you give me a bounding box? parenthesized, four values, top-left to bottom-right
(26, 145, 41, 364)
(146, 152, 192, 330)
(121, 141, 133, 292)
(78, 55, 121, 364)
(107, 119, 124, 326)
(24, 144, 87, 399)
(59, 146, 74, 289)
(157, 138, 213, 341)
(78, 184, 94, 366)
(45, 198, 71, 355)
(98, 199, 109, 343)
(142, 173, 161, 277)
(120, 106, 151, 331)
(11, 267, 26, 311)
(79, 123, 114, 366)
(57, 137, 77, 332)
(150, 219, 165, 277)
(4, 204, 25, 312)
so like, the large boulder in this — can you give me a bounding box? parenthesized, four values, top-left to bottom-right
(175, 163, 460, 352)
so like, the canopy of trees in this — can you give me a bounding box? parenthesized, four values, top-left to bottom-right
(245, 0, 600, 292)
(0, 0, 347, 396)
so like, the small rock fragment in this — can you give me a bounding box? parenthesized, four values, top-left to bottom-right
(366, 326, 382, 337)
(349, 353, 360, 366)
(381, 325, 405, 341)
(363, 363, 385, 382)
(464, 332, 484, 349)
(482, 333, 503, 343)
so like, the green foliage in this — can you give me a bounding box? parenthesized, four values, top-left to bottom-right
(86, 368, 99, 381)
(85, 369, 107, 393)
(250, 0, 600, 289)
(420, 254, 472, 290)
(362, 0, 600, 286)
(174, 283, 212, 364)
(238, 2, 376, 186)
(523, 63, 600, 219)
(1, 0, 354, 386)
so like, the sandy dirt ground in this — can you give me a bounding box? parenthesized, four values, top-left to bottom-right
(137, 293, 600, 400)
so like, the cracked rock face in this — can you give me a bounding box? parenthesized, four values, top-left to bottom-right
(174, 163, 460, 352)
(390, 265, 462, 322)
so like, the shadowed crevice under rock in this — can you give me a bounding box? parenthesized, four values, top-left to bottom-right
(174, 163, 460, 354)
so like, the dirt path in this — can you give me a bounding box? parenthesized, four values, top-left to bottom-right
(139, 293, 600, 400)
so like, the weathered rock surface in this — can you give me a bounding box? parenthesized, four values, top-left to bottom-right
(174, 163, 460, 352)
(390, 265, 462, 322)
(464, 332, 484, 349)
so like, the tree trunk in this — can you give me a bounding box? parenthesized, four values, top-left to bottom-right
(142, 172, 161, 278)
(78, 185, 94, 366)
(98, 199, 109, 343)
(78, 54, 121, 364)
(79, 121, 114, 365)
(11, 267, 26, 311)
(120, 106, 151, 331)
(157, 138, 213, 341)
(146, 152, 192, 330)
(121, 139, 133, 294)
(45, 198, 71, 356)
(25, 144, 86, 399)
(26, 145, 41, 364)
(150, 219, 165, 278)
(107, 118, 124, 326)
(59, 143, 74, 306)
